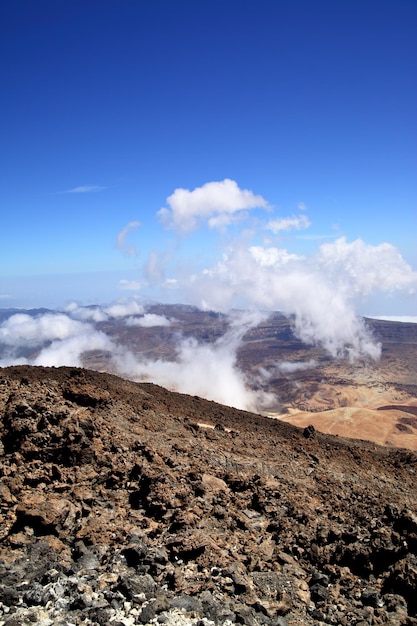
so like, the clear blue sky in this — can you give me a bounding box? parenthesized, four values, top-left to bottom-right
(1, 0, 416, 316)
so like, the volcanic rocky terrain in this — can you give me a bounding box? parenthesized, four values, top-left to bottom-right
(0, 365, 416, 625)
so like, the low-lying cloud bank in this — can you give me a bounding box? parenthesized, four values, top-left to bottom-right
(369, 315, 417, 324)
(0, 306, 273, 411)
(0, 312, 112, 368)
(125, 313, 172, 328)
(114, 310, 275, 411)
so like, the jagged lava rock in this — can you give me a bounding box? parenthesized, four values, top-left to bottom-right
(0, 365, 416, 625)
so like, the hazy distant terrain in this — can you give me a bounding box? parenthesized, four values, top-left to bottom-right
(2, 303, 415, 450)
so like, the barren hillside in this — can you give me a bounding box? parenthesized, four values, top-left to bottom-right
(0, 365, 416, 625)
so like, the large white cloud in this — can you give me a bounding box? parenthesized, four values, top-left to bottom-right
(249, 246, 302, 266)
(174, 236, 416, 359)
(158, 179, 269, 233)
(121, 177, 417, 363)
(317, 237, 417, 296)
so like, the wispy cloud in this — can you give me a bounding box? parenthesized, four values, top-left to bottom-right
(63, 185, 106, 194)
(116, 221, 141, 256)
(266, 214, 311, 233)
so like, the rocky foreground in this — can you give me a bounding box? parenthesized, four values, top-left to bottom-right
(0, 366, 416, 626)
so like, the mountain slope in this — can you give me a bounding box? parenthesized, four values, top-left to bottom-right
(0, 365, 416, 625)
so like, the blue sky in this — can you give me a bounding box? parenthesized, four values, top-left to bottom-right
(1, 0, 416, 317)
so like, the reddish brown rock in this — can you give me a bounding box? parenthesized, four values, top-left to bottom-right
(0, 364, 416, 625)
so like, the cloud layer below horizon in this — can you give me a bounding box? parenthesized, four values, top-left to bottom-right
(0, 306, 274, 411)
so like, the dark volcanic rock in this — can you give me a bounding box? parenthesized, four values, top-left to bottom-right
(0, 364, 416, 625)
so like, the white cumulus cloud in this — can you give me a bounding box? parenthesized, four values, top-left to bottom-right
(317, 237, 417, 296)
(158, 179, 269, 233)
(168, 231, 417, 361)
(249, 246, 303, 266)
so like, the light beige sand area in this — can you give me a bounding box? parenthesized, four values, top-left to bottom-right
(273, 396, 417, 451)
